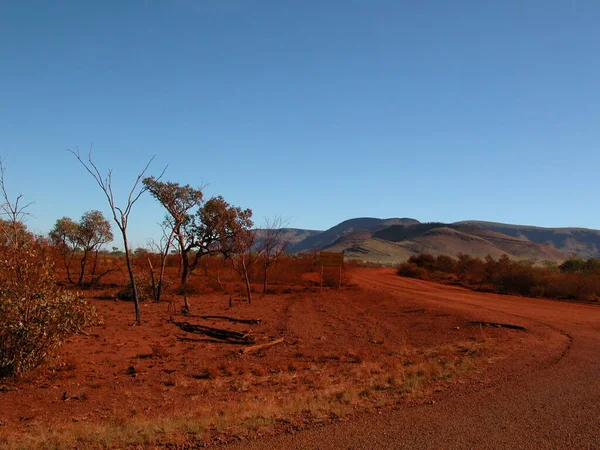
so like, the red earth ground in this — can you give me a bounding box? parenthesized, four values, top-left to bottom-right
(224, 268, 600, 449)
(2, 268, 596, 449)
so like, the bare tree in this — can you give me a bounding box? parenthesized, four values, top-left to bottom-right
(70, 149, 162, 325)
(147, 218, 175, 303)
(229, 228, 262, 304)
(258, 216, 290, 293)
(0, 160, 33, 249)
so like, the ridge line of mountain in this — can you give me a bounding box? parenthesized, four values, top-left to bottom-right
(255, 217, 600, 262)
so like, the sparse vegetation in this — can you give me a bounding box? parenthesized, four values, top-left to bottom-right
(398, 253, 600, 301)
(143, 177, 253, 312)
(49, 210, 114, 286)
(0, 163, 100, 378)
(70, 149, 162, 324)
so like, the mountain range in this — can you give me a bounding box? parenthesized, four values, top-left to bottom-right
(256, 218, 600, 264)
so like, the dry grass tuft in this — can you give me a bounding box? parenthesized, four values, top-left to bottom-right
(0, 340, 486, 450)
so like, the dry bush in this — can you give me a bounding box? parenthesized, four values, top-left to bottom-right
(399, 253, 600, 302)
(397, 263, 428, 279)
(261, 255, 315, 287)
(116, 274, 155, 301)
(0, 235, 101, 378)
(321, 266, 352, 288)
(407, 254, 436, 271)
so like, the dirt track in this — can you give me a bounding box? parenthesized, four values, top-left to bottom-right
(223, 268, 600, 449)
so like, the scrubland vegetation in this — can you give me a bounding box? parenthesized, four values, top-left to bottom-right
(0, 156, 576, 448)
(398, 253, 600, 302)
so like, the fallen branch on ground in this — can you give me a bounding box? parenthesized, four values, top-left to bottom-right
(201, 315, 261, 325)
(239, 337, 284, 354)
(173, 321, 255, 344)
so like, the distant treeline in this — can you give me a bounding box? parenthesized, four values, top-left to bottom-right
(398, 253, 600, 302)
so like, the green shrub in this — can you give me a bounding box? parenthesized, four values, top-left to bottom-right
(559, 257, 587, 273)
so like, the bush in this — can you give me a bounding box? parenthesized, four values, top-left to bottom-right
(173, 280, 203, 296)
(407, 254, 436, 271)
(398, 252, 600, 303)
(0, 236, 101, 378)
(559, 257, 587, 273)
(397, 263, 428, 279)
(116, 275, 155, 301)
(434, 255, 456, 273)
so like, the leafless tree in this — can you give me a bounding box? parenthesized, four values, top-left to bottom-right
(0, 160, 33, 249)
(70, 148, 163, 325)
(258, 216, 290, 293)
(147, 218, 176, 303)
(229, 228, 262, 304)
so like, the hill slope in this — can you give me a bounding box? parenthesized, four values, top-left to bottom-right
(266, 218, 600, 263)
(457, 221, 600, 259)
(254, 228, 322, 248)
(321, 223, 568, 263)
(288, 217, 419, 253)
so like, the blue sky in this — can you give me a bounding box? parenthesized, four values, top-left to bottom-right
(1, 1, 599, 248)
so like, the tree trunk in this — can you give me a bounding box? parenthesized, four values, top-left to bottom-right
(181, 264, 191, 312)
(244, 271, 252, 304)
(78, 250, 88, 285)
(242, 258, 252, 304)
(122, 230, 141, 325)
(64, 253, 74, 284)
(157, 251, 168, 303)
(147, 257, 158, 302)
(263, 261, 268, 294)
(217, 268, 223, 290)
(90, 249, 100, 285)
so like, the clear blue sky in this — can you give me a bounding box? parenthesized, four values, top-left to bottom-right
(1, 1, 599, 248)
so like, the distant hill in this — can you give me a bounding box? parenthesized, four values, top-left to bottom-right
(456, 221, 600, 259)
(253, 228, 322, 249)
(262, 217, 600, 264)
(319, 222, 568, 264)
(288, 217, 419, 253)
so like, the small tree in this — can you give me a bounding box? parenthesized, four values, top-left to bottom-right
(229, 228, 261, 303)
(192, 196, 253, 305)
(50, 211, 113, 285)
(49, 217, 79, 284)
(147, 219, 176, 303)
(258, 217, 290, 293)
(142, 177, 204, 311)
(0, 161, 33, 249)
(77, 210, 113, 285)
(70, 149, 161, 325)
(143, 176, 252, 313)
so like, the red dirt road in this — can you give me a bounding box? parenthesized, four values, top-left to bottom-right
(223, 268, 600, 449)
